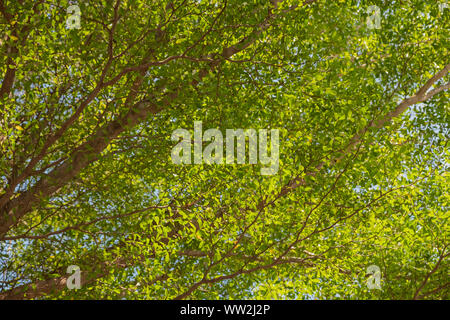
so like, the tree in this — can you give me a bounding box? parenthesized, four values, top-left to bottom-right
(0, 0, 448, 300)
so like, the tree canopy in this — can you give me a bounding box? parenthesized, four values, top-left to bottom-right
(0, 0, 448, 300)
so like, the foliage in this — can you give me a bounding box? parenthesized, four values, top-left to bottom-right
(0, 0, 448, 299)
